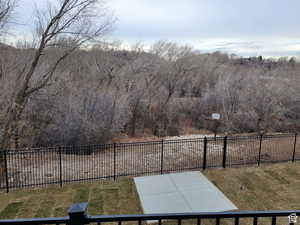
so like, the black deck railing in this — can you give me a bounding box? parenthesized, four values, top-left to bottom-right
(0, 133, 300, 192)
(0, 202, 299, 225)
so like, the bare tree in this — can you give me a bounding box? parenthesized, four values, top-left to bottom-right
(0, 0, 17, 177)
(150, 40, 193, 61)
(1, 36, 300, 150)
(0, 0, 113, 151)
(0, 0, 16, 35)
(123, 55, 161, 136)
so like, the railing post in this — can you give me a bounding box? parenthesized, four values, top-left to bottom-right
(258, 135, 263, 166)
(3, 150, 9, 193)
(113, 143, 116, 180)
(161, 139, 164, 174)
(203, 137, 207, 170)
(59, 146, 63, 187)
(68, 202, 88, 225)
(222, 136, 228, 168)
(292, 133, 297, 162)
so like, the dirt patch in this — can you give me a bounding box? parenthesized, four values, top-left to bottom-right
(1, 134, 299, 189)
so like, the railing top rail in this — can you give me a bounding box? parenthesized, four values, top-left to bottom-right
(0, 201, 299, 225)
(87, 210, 300, 222)
(0, 216, 68, 225)
(5, 143, 114, 153)
(4, 132, 297, 152)
(1, 211, 299, 224)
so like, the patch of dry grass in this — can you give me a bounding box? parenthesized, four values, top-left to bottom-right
(204, 162, 300, 211)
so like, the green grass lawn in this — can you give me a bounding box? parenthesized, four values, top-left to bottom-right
(0, 162, 300, 221)
(0, 178, 142, 219)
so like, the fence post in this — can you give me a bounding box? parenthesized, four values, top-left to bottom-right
(292, 133, 297, 162)
(160, 139, 164, 174)
(222, 136, 228, 168)
(258, 135, 263, 166)
(68, 202, 88, 225)
(113, 143, 116, 180)
(4, 150, 9, 193)
(203, 137, 207, 170)
(59, 146, 63, 187)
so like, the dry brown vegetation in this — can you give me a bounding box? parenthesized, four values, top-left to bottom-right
(1, 39, 300, 148)
(1, 133, 299, 189)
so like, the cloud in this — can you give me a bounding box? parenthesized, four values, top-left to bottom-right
(109, 0, 300, 38)
(10, 0, 300, 57)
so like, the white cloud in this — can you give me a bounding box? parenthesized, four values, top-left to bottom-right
(8, 0, 300, 57)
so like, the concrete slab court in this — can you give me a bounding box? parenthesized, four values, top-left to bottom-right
(134, 171, 237, 214)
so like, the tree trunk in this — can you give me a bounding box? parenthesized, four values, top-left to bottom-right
(130, 115, 137, 137)
(0, 95, 25, 177)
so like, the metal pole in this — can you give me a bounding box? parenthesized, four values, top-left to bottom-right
(203, 137, 207, 170)
(292, 133, 297, 162)
(4, 150, 9, 193)
(113, 143, 116, 180)
(59, 146, 63, 187)
(222, 136, 227, 168)
(161, 139, 164, 174)
(258, 135, 263, 166)
(271, 216, 276, 225)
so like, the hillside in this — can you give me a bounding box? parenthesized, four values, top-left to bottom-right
(0, 41, 300, 147)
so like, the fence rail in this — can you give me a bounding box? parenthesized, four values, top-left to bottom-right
(0, 202, 299, 225)
(1, 133, 300, 192)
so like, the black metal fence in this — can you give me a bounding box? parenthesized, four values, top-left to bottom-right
(0, 133, 299, 192)
(0, 202, 299, 225)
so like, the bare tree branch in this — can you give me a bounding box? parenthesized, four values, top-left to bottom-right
(0, 0, 16, 35)
(0, 0, 114, 150)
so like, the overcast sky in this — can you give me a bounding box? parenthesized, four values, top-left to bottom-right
(13, 0, 300, 57)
